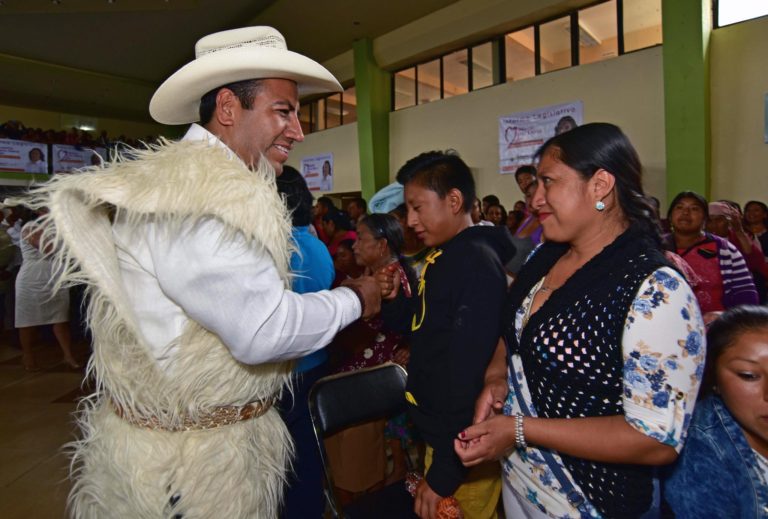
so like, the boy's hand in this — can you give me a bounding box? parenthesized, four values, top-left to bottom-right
(415, 479, 442, 519)
(375, 263, 400, 300)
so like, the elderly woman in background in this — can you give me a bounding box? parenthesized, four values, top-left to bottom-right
(707, 201, 767, 303)
(455, 123, 705, 518)
(664, 192, 758, 322)
(325, 213, 416, 505)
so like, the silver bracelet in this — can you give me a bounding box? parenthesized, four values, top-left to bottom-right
(515, 413, 527, 449)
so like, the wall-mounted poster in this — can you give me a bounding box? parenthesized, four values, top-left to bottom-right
(51, 145, 107, 173)
(498, 101, 583, 174)
(0, 139, 49, 174)
(300, 153, 334, 192)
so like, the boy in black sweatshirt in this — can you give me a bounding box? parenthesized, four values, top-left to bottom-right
(379, 151, 514, 518)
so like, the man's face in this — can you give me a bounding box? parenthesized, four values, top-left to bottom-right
(227, 79, 304, 174)
(348, 201, 363, 220)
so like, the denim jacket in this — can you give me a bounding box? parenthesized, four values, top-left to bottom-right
(662, 396, 768, 518)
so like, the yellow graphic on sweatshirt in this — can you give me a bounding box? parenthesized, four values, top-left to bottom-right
(405, 391, 418, 406)
(411, 248, 443, 331)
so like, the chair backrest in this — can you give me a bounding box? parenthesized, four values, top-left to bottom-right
(308, 363, 408, 518)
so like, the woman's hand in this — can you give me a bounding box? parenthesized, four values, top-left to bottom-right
(472, 377, 508, 424)
(454, 414, 517, 467)
(414, 479, 442, 519)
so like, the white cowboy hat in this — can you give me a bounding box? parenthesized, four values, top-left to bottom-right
(149, 26, 342, 125)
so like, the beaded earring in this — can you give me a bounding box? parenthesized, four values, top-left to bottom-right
(595, 200, 606, 211)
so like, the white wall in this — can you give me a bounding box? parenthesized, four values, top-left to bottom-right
(710, 16, 768, 205)
(389, 47, 666, 209)
(289, 121, 361, 194)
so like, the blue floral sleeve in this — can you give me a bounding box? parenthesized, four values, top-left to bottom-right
(622, 267, 705, 451)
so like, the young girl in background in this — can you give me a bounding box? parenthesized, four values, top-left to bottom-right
(663, 305, 768, 517)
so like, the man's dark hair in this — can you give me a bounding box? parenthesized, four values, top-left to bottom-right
(397, 150, 475, 213)
(316, 196, 335, 212)
(482, 194, 500, 206)
(199, 79, 264, 126)
(276, 165, 313, 226)
(349, 196, 367, 213)
(322, 209, 353, 231)
(514, 165, 536, 182)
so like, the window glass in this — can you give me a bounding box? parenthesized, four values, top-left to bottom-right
(442, 49, 469, 98)
(417, 59, 441, 104)
(578, 1, 617, 64)
(718, 0, 768, 27)
(471, 42, 494, 90)
(505, 27, 535, 82)
(623, 0, 662, 52)
(342, 86, 357, 124)
(325, 93, 341, 129)
(539, 16, 572, 72)
(394, 68, 416, 110)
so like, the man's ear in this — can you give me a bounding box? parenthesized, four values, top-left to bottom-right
(447, 188, 465, 215)
(214, 88, 238, 127)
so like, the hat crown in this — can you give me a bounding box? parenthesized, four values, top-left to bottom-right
(195, 26, 287, 59)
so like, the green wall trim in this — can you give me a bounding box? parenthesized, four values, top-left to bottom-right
(662, 0, 712, 200)
(0, 172, 49, 184)
(353, 38, 391, 201)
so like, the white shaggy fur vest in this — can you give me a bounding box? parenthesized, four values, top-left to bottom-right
(24, 140, 296, 518)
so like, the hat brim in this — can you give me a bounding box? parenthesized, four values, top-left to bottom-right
(149, 46, 342, 125)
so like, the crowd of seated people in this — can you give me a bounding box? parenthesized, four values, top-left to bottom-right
(297, 124, 768, 518)
(0, 119, 158, 149)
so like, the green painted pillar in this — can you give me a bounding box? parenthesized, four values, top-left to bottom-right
(662, 0, 711, 199)
(353, 38, 391, 201)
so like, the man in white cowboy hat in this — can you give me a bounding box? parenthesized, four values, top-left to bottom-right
(23, 26, 381, 517)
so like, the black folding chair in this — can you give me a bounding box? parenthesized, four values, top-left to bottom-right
(308, 362, 418, 519)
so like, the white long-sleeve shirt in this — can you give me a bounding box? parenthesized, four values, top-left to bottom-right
(111, 125, 360, 369)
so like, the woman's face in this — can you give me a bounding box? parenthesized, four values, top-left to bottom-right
(706, 215, 731, 238)
(745, 203, 767, 226)
(322, 161, 331, 178)
(471, 199, 482, 224)
(670, 197, 706, 235)
(352, 222, 385, 268)
(487, 206, 504, 226)
(333, 245, 357, 275)
(716, 328, 768, 457)
(506, 212, 520, 231)
(531, 153, 594, 243)
(29, 149, 42, 162)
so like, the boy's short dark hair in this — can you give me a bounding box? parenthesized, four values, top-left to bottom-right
(397, 150, 475, 213)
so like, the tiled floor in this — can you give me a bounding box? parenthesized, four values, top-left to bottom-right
(0, 330, 89, 519)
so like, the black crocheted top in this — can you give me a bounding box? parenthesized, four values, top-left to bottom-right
(503, 228, 670, 518)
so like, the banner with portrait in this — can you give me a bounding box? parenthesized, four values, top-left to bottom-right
(300, 153, 334, 192)
(498, 101, 583, 174)
(51, 145, 108, 173)
(0, 139, 49, 174)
